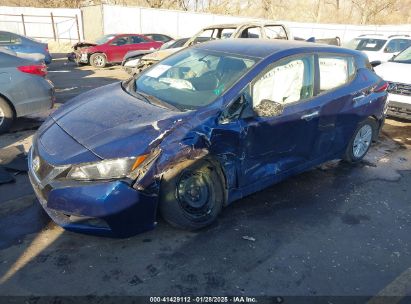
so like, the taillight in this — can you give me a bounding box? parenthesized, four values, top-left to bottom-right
(373, 81, 388, 93)
(17, 64, 47, 77)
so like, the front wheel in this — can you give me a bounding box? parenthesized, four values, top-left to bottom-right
(344, 118, 377, 163)
(159, 159, 225, 230)
(90, 53, 107, 68)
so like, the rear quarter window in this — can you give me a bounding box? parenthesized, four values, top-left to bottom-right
(319, 55, 356, 93)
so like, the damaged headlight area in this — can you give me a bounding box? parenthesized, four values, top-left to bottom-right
(65, 150, 162, 182)
(67, 156, 147, 181)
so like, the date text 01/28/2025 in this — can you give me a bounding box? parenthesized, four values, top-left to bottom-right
(149, 296, 257, 303)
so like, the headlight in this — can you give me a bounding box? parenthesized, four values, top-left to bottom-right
(67, 155, 148, 181)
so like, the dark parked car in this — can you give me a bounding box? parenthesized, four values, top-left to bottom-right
(143, 33, 174, 43)
(29, 39, 388, 237)
(74, 34, 163, 68)
(0, 52, 54, 133)
(0, 31, 52, 64)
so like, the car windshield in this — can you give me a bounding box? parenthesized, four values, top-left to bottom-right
(345, 38, 387, 51)
(392, 46, 411, 63)
(133, 48, 257, 111)
(94, 34, 116, 45)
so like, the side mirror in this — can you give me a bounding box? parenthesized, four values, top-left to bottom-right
(253, 99, 284, 117)
(370, 60, 382, 68)
(219, 94, 251, 124)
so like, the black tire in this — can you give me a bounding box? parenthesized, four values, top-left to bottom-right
(344, 118, 377, 163)
(159, 159, 225, 230)
(90, 53, 107, 68)
(0, 97, 14, 134)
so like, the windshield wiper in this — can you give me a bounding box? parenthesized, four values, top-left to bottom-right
(122, 79, 153, 105)
(122, 79, 180, 111)
(138, 91, 180, 111)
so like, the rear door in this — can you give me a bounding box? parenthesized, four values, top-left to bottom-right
(128, 35, 158, 52)
(312, 54, 373, 157)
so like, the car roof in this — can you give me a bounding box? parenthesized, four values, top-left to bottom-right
(356, 34, 411, 40)
(193, 39, 359, 59)
(202, 21, 285, 30)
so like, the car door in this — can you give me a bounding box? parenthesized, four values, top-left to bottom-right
(104, 35, 130, 62)
(239, 54, 322, 186)
(314, 54, 381, 156)
(129, 35, 157, 52)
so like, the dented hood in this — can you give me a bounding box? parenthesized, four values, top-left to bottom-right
(48, 82, 182, 160)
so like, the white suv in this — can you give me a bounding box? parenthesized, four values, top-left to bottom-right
(374, 46, 411, 120)
(345, 34, 411, 63)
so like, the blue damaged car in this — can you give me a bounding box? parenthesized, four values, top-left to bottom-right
(29, 39, 388, 237)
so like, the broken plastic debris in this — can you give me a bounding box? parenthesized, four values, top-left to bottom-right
(242, 236, 256, 242)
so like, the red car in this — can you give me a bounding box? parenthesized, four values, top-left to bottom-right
(76, 34, 163, 68)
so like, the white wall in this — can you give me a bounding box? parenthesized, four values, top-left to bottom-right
(1, 5, 411, 44)
(0, 6, 84, 42)
(102, 5, 253, 38)
(101, 5, 411, 43)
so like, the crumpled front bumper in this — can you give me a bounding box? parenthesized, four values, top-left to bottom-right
(28, 148, 158, 237)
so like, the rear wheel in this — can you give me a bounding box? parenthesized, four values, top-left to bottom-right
(344, 118, 377, 163)
(159, 159, 224, 230)
(0, 97, 14, 134)
(90, 53, 107, 68)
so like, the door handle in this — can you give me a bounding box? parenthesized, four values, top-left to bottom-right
(301, 110, 319, 121)
(353, 92, 366, 102)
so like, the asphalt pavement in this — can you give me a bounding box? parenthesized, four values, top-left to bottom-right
(0, 55, 410, 300)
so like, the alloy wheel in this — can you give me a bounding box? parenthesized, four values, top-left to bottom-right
(353, 124, 372, 158)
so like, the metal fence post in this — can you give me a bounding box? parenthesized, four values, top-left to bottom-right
(75, 14, 81, 41)
(50, 12, 57, 41)
(21, 14, 26, 36)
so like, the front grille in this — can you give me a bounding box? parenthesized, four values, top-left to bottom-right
(388, 82, 411, 96)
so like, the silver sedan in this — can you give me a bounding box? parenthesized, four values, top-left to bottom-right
(0, 50, 54, 133)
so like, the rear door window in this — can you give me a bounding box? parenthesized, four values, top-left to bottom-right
(241, 27, 262, 39)
(264, 25, 287, 40)
(130, 36, 146, 44)
(221, 28, 235, 39)
(198, 29, 215, 38)
(111, 36, 128, 46)
(318, 55, 355, 93)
